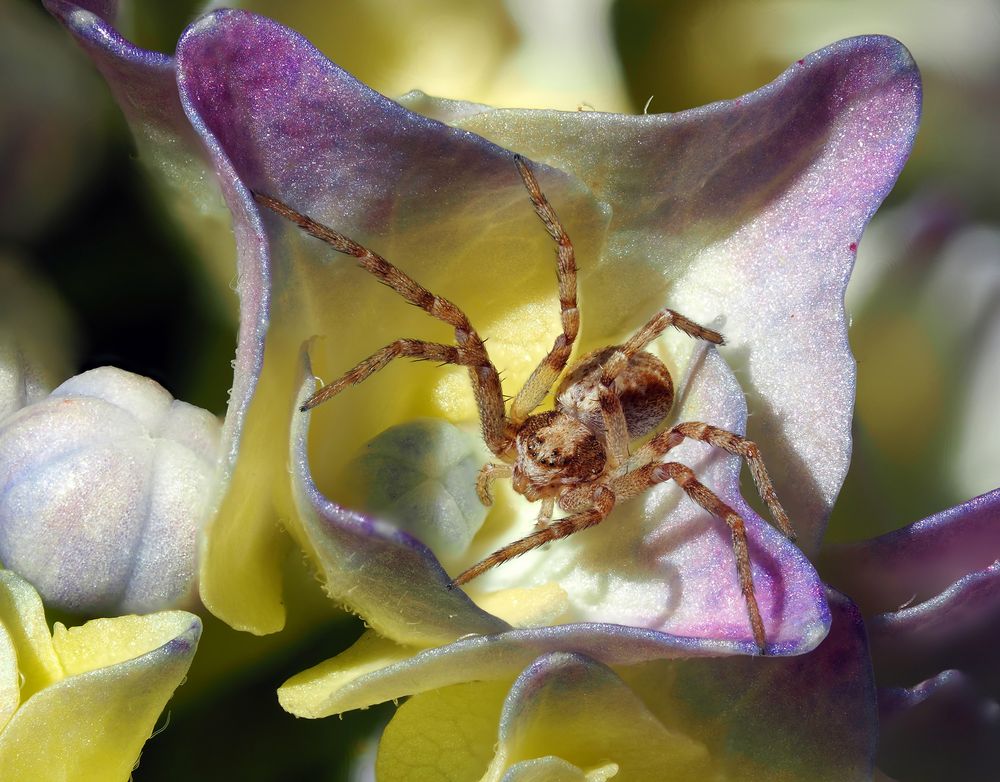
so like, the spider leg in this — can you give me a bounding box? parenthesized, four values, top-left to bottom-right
(625, 422, 794, 540)
(621, 308, 724, 358)
(508, 156, 580, 426)
(476, 463, 512, 506)
(591, 307, 724, 470)
(302, 339, 482, 410)
(597, 350, 632, 468)
(255, 193, 510, 455)
(452, 485, 615, 586)
(620, 461, 766, 652)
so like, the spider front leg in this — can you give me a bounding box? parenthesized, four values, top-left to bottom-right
(255, 192, 510, 456)
(508, 156, 580, 426)
(302, 339, 477, 410)
(452, 486, 615, 586)
(625, 422, 795, 540)
(611, 461, 767, 652)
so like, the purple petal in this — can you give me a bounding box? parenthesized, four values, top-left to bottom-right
(289, 350, 509, 645)
(868, 561, 1000, 691)
(448, 37, 922, 551)
(878, 670, 1000, 782)
(623, 590, 878, 781)
(173, 9, 826, 649)
(820, 487, 1000, 615)
(44, 1, 184, 133)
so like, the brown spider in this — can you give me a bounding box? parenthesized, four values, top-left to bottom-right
(254, 156, 795, 652)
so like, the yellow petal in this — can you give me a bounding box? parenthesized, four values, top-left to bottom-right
(198, 343, 298, 635)
(279, 631, 417, 718)
(0, 571, 62, 698)
(0, 625, 17, 730)
(0, 610, 201, 782)
(376, 680, 510, 781)
(484, 655, 710, 782)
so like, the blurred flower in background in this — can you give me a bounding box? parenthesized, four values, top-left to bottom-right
(1, 0, 997, 780)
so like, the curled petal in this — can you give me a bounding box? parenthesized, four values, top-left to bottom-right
(820, 487, 1000, 615)
(868, 561, 1000, 689)
(822, 489, 1000, 779)
(0, 367, 220, 614)
(374, 592, 875, 780)
(289, 353, 508, 645)
(878, 670, 1000, 782)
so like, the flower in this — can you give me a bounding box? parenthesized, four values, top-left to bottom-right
(0, 568, 200, 780)
(43, 3, 920, 698)
(822, 487, 1000, 782)
(0, 366, 220, 614)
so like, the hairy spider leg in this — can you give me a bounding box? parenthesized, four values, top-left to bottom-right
(612, 460, 766, 652)
(624, 421, 795, 540)
(595, 308, 727, 468)
(253, 192, 510, 456)
(452, 486, 615, 586)
(508, 156, 580, 426)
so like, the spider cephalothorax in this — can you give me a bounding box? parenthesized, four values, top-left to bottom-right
(255, 156, 795, 652)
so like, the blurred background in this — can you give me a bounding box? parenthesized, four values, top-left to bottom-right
(4, 0, 998, 779)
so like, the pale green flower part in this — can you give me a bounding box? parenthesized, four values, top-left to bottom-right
(0, 367, 221, 614)
(0, 569, 201, 781)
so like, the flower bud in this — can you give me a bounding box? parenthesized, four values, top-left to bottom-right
(0, 367, 220, 614)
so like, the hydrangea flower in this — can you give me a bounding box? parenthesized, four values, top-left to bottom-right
(42, 0, 919, 748)
(0, 569, 200, 780)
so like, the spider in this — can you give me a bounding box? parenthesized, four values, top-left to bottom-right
(254, 156, 795, 652)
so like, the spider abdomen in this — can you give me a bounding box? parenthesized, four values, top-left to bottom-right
(556, 347, 674, 440)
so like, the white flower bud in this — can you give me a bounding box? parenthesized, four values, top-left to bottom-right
(0, 367, 220, 614)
